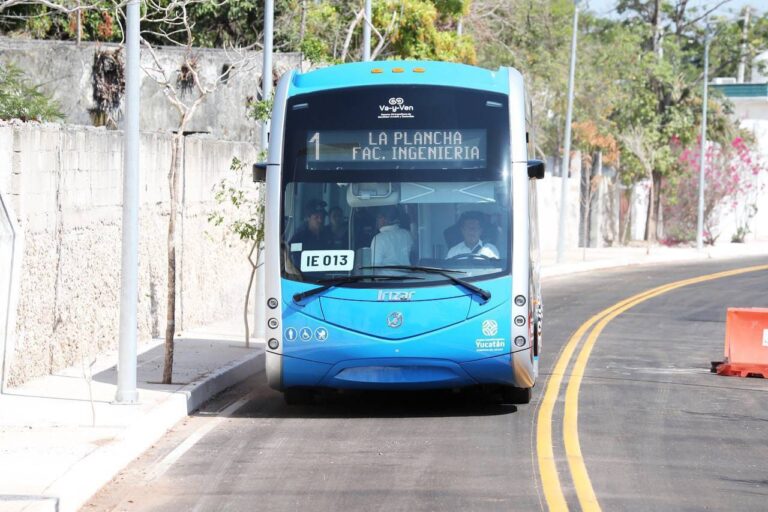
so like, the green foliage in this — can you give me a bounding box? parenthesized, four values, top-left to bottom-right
(186, 0, 262, 47)
(1, 0, 475, 64)
(300, 36, 333, 66)
(371, 0, 475, 63)
(0, 2, 122, 42)
(269, 0, 476, 64)
(0, 63, 64, 122)
(247, 96, 273, 123)
(433, 0, 468, 18)
(208, 157, 265, 246)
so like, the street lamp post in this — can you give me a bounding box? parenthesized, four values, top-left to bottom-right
(697, 20, 711, 251)
(254, 0, 274, 342)
(116, 0, 140, 404)
(556, 0, 580, 264)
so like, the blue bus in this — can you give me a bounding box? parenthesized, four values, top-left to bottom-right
(255, 61, 544, 405)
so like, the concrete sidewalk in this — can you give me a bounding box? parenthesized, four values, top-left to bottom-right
(541, 240, 768, 278)
(1, 241, 766, 512)
(0, 326, 264, 512)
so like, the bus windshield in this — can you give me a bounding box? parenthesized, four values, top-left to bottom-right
(280, 85, 511, 286)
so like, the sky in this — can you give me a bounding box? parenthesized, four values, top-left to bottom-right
(585, 0, 767, 19)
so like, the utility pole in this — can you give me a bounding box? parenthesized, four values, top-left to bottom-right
(116, 0, 140, 404)
(697, 18, 711, 251)
(556, 0, 579, 264)
(254, 0, 274, 343)
(737, 7, 751, 83)
(363, 0, 371, 61)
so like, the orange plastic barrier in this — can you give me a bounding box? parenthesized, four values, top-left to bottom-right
(715, 308, 768, 378)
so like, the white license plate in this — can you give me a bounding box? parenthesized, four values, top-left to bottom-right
(300, 250, 354, 272)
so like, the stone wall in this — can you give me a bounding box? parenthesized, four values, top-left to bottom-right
(0, 37, 302, 142)
(0, 122, 258, 387)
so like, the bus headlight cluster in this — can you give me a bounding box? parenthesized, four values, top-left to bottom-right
(267, 298, 279, 309)
(514, 336, 526, 347)
(514, 315, 526, 327)
(268, 338, 279, 350)
(268, 318, 279, 329)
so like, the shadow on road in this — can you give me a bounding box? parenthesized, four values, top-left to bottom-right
(229, 386, 520, 419)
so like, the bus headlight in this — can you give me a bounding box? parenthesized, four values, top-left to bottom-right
(268, 338, 279, 350)
(514, 315, 526, 327)
(268, 318, 279, 329)
(514, 336, 526, 347)
(514, 295, 526, 306)
(267, 298, 279, 309)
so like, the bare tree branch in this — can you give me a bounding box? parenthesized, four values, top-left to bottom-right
(340, 7, 364, 63)
(370, 10, 397, 61)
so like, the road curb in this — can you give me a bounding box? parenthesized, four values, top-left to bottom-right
(46, 348, 265, 512)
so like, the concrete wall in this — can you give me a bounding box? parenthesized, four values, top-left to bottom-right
(0, 122, 258, 387)
(537, 154, 582, 253)
(0, 37, 301, 142)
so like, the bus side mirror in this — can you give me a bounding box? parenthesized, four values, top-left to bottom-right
(527, 159, 545, 180)
(253, 163, 267, 182)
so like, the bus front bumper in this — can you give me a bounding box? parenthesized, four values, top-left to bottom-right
(271, 350, 533, 391)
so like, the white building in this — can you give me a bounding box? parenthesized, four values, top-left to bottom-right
(710, 49, 768, 242)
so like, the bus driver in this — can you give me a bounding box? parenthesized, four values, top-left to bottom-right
(446, 211, 500, 259)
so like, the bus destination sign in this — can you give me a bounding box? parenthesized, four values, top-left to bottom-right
(306, 129, 486, 169)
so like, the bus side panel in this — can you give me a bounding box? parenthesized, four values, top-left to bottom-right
(264, 71, 295, 391)
(508, 69, 534, 389)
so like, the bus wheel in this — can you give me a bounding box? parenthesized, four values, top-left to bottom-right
(283, 388, 315, 406)
(501, 386, 531, 404)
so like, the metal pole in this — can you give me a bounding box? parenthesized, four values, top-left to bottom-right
(363, 0, 371, 61)
(255, 0, 273, 341)
(116, 0, 140, 404)
(697, 20, 710, 251)
(737, 7, 750, 84)
(556, 1, 579, 264)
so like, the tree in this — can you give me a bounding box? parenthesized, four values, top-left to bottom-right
(664, 135, 766, 245)
(208, 157, 265, 346)
(0, 62, 64, 121)
(0, 0, 123, 44)
(467, 0, 574, 157)
(271, 0, 475, 65)
(139, 0, 261, 384)
(572, 120, 619, 250)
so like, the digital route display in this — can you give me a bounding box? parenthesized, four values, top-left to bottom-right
(305, 129, 487, 169)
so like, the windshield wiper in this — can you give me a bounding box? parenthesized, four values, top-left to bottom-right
(360, 265, 492, 303)
(293, 275, 424, 303)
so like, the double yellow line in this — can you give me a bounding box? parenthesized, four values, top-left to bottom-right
(536, 264, 768, 511)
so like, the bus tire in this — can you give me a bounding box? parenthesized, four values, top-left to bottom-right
(283, 388, 314, 406)
(501, 386, 532, 404)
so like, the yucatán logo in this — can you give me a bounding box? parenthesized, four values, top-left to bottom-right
(475, 319, 505, 352)
(482, 320, 498, 337)
(378, 97, 415, 119)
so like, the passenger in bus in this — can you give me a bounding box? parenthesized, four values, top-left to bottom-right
(328, 206, 348, 249)
(446, 211, 500, 259)
(289, 199, 332, 254)
(370, 206, 413, 266)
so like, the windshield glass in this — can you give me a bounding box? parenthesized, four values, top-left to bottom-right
(280, 85, 511, 286)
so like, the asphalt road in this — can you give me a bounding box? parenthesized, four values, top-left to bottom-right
(86, 256, 768, 512)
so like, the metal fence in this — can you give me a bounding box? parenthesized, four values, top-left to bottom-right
(0, 188, 22, 393)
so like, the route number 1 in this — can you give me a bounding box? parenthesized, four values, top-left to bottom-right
(309, 132, 320, 160)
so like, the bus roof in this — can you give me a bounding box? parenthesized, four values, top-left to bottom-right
(288, 60, 513, 96)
